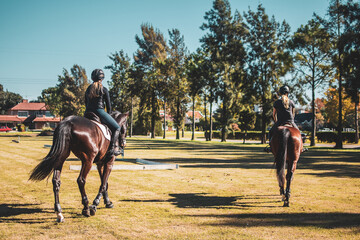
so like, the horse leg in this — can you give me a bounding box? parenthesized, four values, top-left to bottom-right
(90, 165, 104, 216)
(77, 162, 93, 217)
(53, 169, 64, 223)
(101, 161, 114, 208)
(283, 164, 294, 207)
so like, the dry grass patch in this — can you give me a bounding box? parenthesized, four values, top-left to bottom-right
(0, 136, 359, 239)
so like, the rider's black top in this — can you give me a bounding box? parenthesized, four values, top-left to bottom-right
(85, 84, 111, 113)
(273, 98, 295, 124)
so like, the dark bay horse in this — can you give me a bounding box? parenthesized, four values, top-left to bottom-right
(270, 125, 303, 207)
(29, 111, 128, 222)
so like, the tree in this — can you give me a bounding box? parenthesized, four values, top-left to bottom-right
(133, 23, 167, 138)
(340, 0, 360, 143)
(323, 0, 349, 148)
(243, 4, 292, 143)
(200, 0, 247, 142)
(105, 50, 138, 137)
(42, 65, 90, 118)
(238, 107, 256, 143)
(289, 18, 333, 146)
(323, 87, 353, 128)
(187, 50, 206, 140)
(166, 29, 189, 140)
(0, 84, 22, 114)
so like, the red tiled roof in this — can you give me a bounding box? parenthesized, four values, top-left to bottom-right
(186, 111, 204, 119)
(11, 102, 47, 111)
(33, 117, 61, 122)
(0, 115, 22, 122)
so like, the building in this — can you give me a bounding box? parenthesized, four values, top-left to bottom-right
(0, 99, 61, 130)
(159, 110, 204, 131)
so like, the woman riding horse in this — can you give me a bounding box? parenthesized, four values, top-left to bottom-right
(85, 69, 121, 157)
(265, 85, 299, 152)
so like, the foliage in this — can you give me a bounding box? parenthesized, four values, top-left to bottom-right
(0, 84, 22, 114)
(243, 4, 292, 143)
(42, 65, 90, 118)
(323, 87, 353, 127)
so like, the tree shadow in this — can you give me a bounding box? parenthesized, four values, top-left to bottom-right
(122, 193, 281, 209)
(189, 212, 360, 229)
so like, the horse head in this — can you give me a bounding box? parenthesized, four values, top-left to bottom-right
(111, 111, 129, 149)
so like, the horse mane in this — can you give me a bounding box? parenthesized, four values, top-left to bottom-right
(111, 111, 129, 125)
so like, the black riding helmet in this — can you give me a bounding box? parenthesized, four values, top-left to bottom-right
(279, 85, 290, 95)
(91, 69, 105, 82)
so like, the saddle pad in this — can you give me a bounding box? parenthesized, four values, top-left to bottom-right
(91, 120, 111, 141)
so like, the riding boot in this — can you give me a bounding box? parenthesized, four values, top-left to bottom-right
(107, 128, 122, 157)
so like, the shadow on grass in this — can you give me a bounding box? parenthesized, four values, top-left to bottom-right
(0, 203, 84, 224)
(123, 193, 281, 209)
(127, 139, 360, 178)
(189, 212, 360, 229)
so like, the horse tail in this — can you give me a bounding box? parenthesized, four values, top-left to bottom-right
(275, 127, 290, 181)
(29, 118, 72, 181)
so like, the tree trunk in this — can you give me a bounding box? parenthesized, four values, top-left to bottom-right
(176, 98, 180, 140)
(311, 80, 316, 146)
(163, 101, 166, 139)
(130, 97, 133, 137)
(355, 100, 359, 144)
(204, 95, 209, 141)
(191, 96, 195, 141)
(150, 93, 156, 139)
(209, 101, 213, 141)
(335, 4, 343, 149)
(261, 109, 267, 144)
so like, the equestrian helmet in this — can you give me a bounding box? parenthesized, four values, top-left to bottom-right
(91, 69, 105, 82)
(279, 85, 290, 95)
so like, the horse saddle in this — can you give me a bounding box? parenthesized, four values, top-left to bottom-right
(84, 112, 111, 141)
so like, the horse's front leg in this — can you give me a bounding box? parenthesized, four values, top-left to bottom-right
(90, 164, 104, 216)
(77, 163, 92, 217)
(90, 159, 114, 215)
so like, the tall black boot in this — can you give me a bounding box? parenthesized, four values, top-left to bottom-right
(107, 128, 121, 157)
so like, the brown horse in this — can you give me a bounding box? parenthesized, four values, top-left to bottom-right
(29, 111, 128, 222)
(270, 125, 303, 207)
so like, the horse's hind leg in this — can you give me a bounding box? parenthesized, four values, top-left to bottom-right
(283, 164, 295, 207)
(53, 169, 64, 223)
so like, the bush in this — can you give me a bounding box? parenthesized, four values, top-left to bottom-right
(317, 131, 359, 143)
(212, 131, 265, 141)
(38, 127, 54, 136)
(17, 124, 26, 132)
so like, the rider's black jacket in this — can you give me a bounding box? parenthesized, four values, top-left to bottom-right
(85, 84, 111, 113)
(273, 99, 295, 124)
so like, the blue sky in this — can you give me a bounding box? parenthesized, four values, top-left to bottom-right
(0, 0, 330, 101)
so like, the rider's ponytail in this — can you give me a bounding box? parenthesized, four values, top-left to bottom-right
(88, 81, 104, 99)
(282, 94, 290, 109)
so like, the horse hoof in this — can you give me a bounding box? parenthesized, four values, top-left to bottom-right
(283, 201, 289, 207)
(105, 202, 114, 208)
(90, 205, 97, 216)
(82, 209, 91, 217)
(56, 212, 65, 223)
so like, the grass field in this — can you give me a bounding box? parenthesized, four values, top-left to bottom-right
(0, 135, 359, 239)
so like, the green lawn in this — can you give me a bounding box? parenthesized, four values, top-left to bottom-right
(0, 136, 359, 239)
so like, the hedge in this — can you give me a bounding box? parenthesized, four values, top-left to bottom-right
(316, 131, 359, 143)
(211, 130, 359, 143)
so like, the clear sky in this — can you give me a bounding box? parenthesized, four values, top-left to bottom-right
(0, 0, 330, 101)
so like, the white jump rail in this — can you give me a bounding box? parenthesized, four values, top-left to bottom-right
(44, 145, 179, 170)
